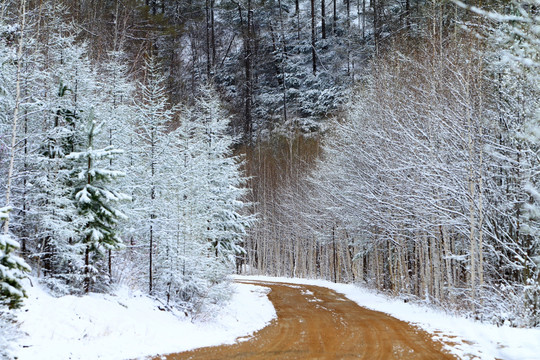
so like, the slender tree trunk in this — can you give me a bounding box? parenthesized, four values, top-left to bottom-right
(241, 0, 253, 141)
(22, 105, 28, 253)
(373, 0, 379, 56)
(149, 129, 156, 294)
(405, 0, 410, 29)
(362, 0, 365, 39)
(346, 0, 350, 75)
(211, 0, 216, 67)
(83, 125, 95, 294)
(84, 246, 90, 293)
(311, 0, 317, 74)
(478, 91, 485, 295)
(333, 0, 337, 34)
(466, 80, 477, 306)
(322, 0, 326, 39)
(205, 0, 211, 77)
(278, 0, 288, 122)
(296, 0, 301, 40)
(332, 225, 337, 282)
(442, 226, 453, 302)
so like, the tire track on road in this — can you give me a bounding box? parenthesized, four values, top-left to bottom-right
(156, 281, 456, 359)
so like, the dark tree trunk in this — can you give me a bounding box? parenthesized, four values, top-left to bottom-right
(278, 0, 288, 122)
(333, 0, 337, 34)
(211, 0, 216, 67)
(373, 0, 379, 55)
(241, 0, 253, 142)
(296, 0, 301, 40)
(322, 0, 326, 39)
(311, 0, 317, 74)
(84, 246, 90, 293)
(205, 0, 211, 77)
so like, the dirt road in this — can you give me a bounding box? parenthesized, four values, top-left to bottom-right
(157, 281, 456, 359)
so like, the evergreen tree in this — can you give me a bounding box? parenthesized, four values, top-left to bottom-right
(32, 81, 85, 291)
(190, 86, 252, 258)
(0, 206, 30, 309)
(26, 19, 101, 292)
(151, 85, 252, 311)
(67, 114, 130, 293)
(96, 49, 139, 282)
(132, 56, 177, 294)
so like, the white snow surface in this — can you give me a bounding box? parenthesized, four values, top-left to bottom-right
(13, 278, 276, 360)
(235, 275, 540, 360)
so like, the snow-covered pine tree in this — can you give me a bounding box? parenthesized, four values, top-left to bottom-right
(501, 3, 540, 327)
(132, 55, 176, 295)
(96, 49, 138, 282)
(31, 81, 86, 291)
(159, 86, 251, 310)
(148, 85, 252, 312)
(0, 206, 30, 309)
(67, 114, 130, 293)
(191, 86, 252, 260)
(25, 17, 100, 292)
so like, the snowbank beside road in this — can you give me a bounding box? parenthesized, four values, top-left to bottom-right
(236, 275, 540, 360)
(14, 279, 276, 360)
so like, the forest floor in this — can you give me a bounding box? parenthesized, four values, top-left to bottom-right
(161, 280, 455, 359)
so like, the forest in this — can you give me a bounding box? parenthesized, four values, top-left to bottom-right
(1, 0, 539, 348)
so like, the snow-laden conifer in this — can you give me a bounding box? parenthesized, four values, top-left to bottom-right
(0, 206, 30, 309)
(132, 56, 176, 295)
(186, 86, 252, 259)
(67, 114, 130, 293)
(24, 19, 102, 292)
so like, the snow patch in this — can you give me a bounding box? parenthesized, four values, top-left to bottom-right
(14, 278, 276, 360)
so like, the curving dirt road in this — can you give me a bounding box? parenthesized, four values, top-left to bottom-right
(157, 281, 456, 359)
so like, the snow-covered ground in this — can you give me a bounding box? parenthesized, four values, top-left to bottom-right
(12, 278, 276, 360)
(236, 275, 540, 360)
(11, 275, 540, 360)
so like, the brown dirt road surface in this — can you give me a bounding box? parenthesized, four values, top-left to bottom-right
(156, 281, 456, 359)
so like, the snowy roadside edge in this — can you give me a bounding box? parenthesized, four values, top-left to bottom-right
(12, 278, 276, 360)
(235, 275, 540, 360)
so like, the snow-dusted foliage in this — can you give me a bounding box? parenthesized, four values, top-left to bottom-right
(152, 86, 253, 311)
(0, 3, 30, 311)
(128, 56, 178, 296)
(182, 86, 252, 258)
(132, 77, 252, 310)
(481, 0, 540, 326)
(0, 1, 251, 317)
(67, 116, 129, 292)
(23, 12, 111, 294)
(88, 57, 251, 312)
(252, 2, 540, 327)
(0, 307, 19, 360)
(0, 207, 30, 309)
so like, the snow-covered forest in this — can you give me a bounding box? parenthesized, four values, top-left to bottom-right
(0, 0, 253, 348)
(241, 0, 540, 329)
(1, 0, 539, 357)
